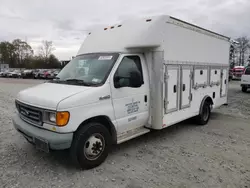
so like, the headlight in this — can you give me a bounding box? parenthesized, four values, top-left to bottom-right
(49, 113, 56, 122)
(43, 111, 70, 126)
(43, 111, 56, 124)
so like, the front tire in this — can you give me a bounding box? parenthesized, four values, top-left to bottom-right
(242, 86, 247, 92)
(195, 102, 211, 125)
(70, 122, 111, 169)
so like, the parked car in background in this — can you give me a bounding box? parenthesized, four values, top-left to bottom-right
(7, 71, 13, 78)
(1, 69, 61, 79)
(52, 70, 60, 78)
(34, 70, 46, 79)
(21, 70, 34, 79)
(241, 66, 250, 92)
(7, 70, 22, 78)
(1, 70, 10, 77)
(231, 66, 245, 80)
(32, 69, 40, 78)
(41, 70, 55, 79)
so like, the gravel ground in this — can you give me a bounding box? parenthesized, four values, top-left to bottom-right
(0, 78, 250, 188)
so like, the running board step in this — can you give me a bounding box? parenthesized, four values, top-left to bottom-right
(117, 127, 150, 144)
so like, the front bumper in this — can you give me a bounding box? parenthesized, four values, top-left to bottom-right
(232, 75, 242, 79)
(241, 84, 250, 88)
(13, 114, 73, 150)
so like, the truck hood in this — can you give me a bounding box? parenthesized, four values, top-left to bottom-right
(16, 83, 92, 109)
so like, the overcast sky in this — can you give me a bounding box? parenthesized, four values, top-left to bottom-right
(0, 0, 249, 60)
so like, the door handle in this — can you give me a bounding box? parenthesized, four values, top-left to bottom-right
(99, 95, 111, 100)
(173, 85, 177, 93)
(144, 95, 147, 102)
(183, 84, 186, 91)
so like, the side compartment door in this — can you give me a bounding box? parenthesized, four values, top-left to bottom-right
(164, 65, 179, 114)
(210, 68, 221, 86)
(180, 66, 192, 109)
(193, 66, 208, 89)
(220, 68, 228, 97)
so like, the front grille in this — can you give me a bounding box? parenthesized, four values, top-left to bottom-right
(16, 101, 43, 126)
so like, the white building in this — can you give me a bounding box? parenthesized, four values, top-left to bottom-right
(0, 64, 9, 72)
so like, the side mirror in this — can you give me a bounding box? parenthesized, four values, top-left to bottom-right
(130, 71, 143, 88)
(114, 76, 121, 88)
(114, 71, 143, 88)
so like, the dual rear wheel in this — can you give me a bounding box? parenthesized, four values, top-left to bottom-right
(195, 101, 211, 125)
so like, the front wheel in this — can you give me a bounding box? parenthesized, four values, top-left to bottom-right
(242, 86, 247, 92)
(195, 102, 211, 125)
(70, 122, 111, 169)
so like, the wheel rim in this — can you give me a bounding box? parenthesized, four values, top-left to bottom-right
(83, 133, 105, 161)
(203, 105, 209, 121)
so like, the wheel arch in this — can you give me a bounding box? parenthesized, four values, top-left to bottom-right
(77, 115, 117, 144)
(199, 95, 213, 115)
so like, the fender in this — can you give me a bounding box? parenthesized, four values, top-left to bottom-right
(78, 115, 117, 144)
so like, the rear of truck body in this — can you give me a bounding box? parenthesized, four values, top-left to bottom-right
(13, 15, 230, 169)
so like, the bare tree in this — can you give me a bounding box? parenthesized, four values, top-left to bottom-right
(236, 37, 250, 66)
(39, 40, 55, 60)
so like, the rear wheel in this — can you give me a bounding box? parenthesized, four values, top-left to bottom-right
(70, 122, 111, 169)
(195, 102, 211, 125)
(242, 86, 247, 92)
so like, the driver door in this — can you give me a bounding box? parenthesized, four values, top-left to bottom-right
(110, 54, 149, 135)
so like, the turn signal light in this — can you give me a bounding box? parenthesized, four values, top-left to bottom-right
(56, 112, 70, 127)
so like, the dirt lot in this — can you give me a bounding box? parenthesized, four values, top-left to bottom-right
(0, 78, 250, 188)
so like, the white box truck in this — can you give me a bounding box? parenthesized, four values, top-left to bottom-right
(12, 15, 230, 169)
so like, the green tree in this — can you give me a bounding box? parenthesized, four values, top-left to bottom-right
(229, 44, 235, 68)
(30, 55, 45, 69)
(48, 54, 61, 68)
(0, 41, 16, 67)
(12, 39, 33, 68)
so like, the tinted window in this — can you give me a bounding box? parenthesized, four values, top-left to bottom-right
(114, 56, 143, 87)
(245, 68, 250, 75)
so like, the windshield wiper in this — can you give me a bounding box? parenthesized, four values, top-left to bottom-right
(49, 77, 61, 83)
(65, 79, 91, 86)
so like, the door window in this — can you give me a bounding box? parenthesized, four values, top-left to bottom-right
(114, 56, 143, 88)
(244, 68, 250, 75)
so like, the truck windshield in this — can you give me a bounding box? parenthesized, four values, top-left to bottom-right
(55, 53, 119, 86)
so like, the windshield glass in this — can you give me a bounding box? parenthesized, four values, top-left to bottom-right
(56, 53, 119, 86)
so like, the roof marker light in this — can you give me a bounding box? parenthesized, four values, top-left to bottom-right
(104, 28, 108, 30)
(146, 19, 152, 22)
